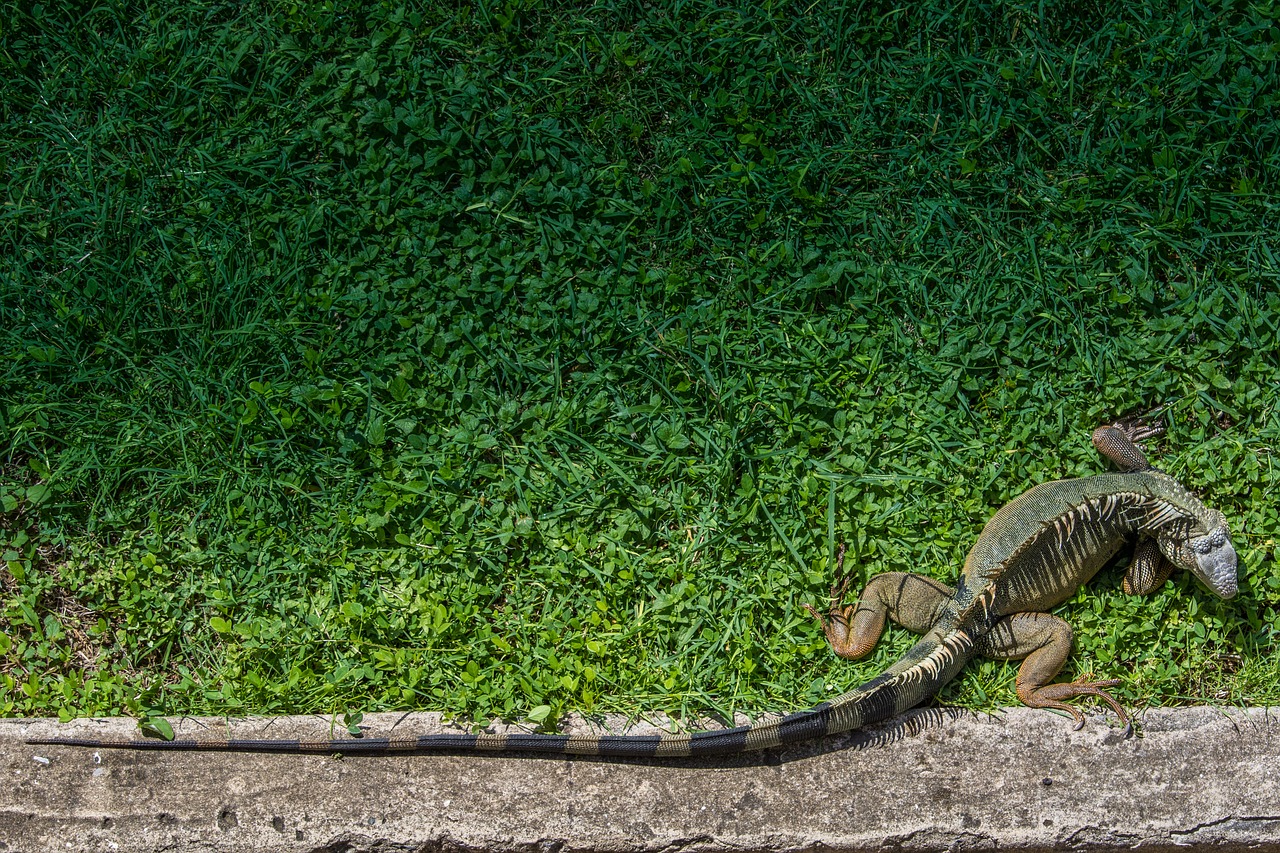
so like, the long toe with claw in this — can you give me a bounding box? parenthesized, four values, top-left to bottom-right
(1022, 677, 1130, 734)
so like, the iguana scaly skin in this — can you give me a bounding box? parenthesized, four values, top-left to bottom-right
(29, 424, 1237, 757)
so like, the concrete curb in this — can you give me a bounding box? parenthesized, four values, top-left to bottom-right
(3, 706, 1279, 852)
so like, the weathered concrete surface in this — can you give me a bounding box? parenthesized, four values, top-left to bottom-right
(3, 706, 1279, 853)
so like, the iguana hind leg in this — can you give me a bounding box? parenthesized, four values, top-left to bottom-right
(977, 611, 1130, 735)
(805, 571, 953, 660)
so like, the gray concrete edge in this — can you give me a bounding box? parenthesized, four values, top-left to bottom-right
(3, 705, 1279, 853)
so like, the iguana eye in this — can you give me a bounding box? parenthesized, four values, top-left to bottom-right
(1191, 526, 1229, 554)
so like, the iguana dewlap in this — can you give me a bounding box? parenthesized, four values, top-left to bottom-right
(29, 423, 1237, 757)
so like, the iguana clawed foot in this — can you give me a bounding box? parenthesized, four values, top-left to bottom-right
(1020, 673, 1131, 737)
(1107, 418, 1165, 444)
(803, 543, 864, 657)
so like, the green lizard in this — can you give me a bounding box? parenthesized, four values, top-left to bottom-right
(30, 422, 1237, 757)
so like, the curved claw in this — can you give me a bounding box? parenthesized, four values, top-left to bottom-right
(1091, 688, 1130, 733)
(1024, 676, 1130, 734)
(801, 602, 826, 627)
(804, 544, 854, 634)
(1118, 422, 1164, 443)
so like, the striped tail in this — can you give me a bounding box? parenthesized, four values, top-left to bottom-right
(28, 629, 976, 758)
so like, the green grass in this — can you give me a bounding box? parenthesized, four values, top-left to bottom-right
(2, 0, 1278, 731)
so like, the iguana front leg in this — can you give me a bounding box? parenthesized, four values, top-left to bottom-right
(805, 571, 953, 660)
(1092, 420, 1163, 472)
(1123, 537, 1174, 595)
(977, 611, 1130, 734)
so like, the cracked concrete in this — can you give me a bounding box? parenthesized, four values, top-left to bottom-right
(3, 706, 1279, 852)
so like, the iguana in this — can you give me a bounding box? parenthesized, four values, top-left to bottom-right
(29, 423, 1237, 757)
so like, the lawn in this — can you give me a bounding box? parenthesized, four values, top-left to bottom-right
(2, 0, 1278, 734)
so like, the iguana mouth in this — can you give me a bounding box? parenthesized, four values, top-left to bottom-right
(1194, 540, 1238, 599)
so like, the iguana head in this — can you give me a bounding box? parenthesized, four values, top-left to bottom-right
(1156, 508, 1237, 599)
